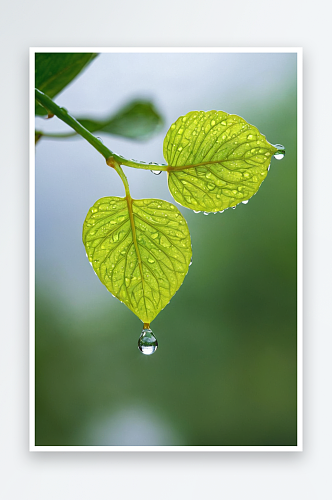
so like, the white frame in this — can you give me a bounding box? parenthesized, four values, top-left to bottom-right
(30, 47, 303, 452)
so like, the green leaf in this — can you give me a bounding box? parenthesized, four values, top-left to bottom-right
(35, 53, 98, 116)
(76, 100, 164, 140)
(164, 110, 278, 212)
(82, 197, 192, 324)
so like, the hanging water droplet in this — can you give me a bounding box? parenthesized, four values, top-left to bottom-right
(242, 200, 249, 205)
(193, 210, 201, 214)
(203, 211, 209, 215)
(151, 170, 162, 175)
(138, 327, 158, 355)
(96, 136, 103, 143)
(232, 206, 236, 209)
(273, 144, 285, 160)
(189, 257, 193, 266)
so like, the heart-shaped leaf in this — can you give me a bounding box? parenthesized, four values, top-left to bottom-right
(35, 53, 98, 116)
(76, 100, 163, 140)
(83, 197, 192, 323)
(164, 110, 278, 212)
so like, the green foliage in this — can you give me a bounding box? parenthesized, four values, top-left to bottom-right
(76, 100, 164, 140)
(35, 55, 163, 141)
(164, 110, 277, 212)
(82, 197, 192, 323)
(35, 53, 98, 115)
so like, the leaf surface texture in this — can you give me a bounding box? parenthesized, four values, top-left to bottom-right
(83, 197, 192, 323)
(164, 110, 278, 212)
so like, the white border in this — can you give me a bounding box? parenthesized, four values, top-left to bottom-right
(29, 49, 36, 452)
(29, 47, 303, 452)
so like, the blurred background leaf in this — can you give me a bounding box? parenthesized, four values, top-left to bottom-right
(76, 99, 164, 140)
(35, 52, 98, 115)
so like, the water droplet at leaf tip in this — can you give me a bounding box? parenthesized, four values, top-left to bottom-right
(138, 328, 158, 356)
(273, 144, 285, 160)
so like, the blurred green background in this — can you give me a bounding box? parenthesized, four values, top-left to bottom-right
(35, 52, 297, 446)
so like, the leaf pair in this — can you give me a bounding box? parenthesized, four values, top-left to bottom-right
(83, 110, 278, 324)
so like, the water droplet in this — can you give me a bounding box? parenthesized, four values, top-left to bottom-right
(242, 200, 249, 205)
(203, 211, 209, 215)
(96, 136, 103, 143)
(189, 257, 193, 266)
(273, 144, 285, 160)
(151, 170, 162, 175)
(232, 206, 236, 209)
(178, 147, 183, 152)
(193, 210, 201, 214)
(138, 328, 158, 355)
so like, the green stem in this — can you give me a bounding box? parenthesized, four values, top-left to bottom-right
(35, 130, 77, 139)
(35, 89, 113, 160)
(116, 158, 168, 171)
(106, 158, 131, 198)
(36, 89, 137, 197)
(35, 89, 168, 171)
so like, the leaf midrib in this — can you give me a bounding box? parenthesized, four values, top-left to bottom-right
(126, 196, 148, 319)
(167, 155, 271, 172)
